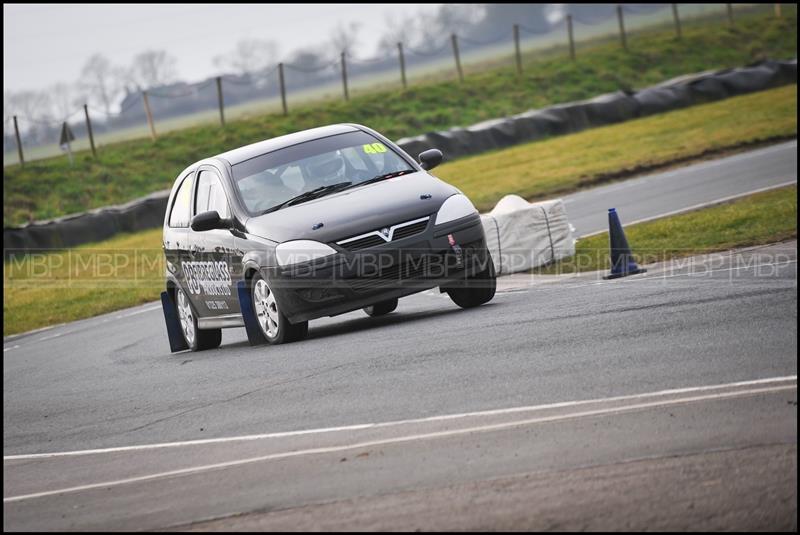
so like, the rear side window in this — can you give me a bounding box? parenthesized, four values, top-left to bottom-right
(168, 174, 193, 228)
(195, 170, 230, 218)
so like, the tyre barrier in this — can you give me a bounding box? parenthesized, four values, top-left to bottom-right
(4, 189, 171, 257)
(4, 59, 795, 258)
(396, 58, 797, 160)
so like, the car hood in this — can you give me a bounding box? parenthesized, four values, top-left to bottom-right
(244, 171, 460, 243)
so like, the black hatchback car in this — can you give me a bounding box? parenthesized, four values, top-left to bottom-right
(162, 123, 495, 351)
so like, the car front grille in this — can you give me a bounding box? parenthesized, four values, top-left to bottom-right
(336, 216, 430, 252)
(347, 255, 435, 293)
(390, 219, 429, 241)
(340, 234, 387, 251)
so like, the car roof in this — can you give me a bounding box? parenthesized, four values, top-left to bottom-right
(213, 123, 362, 166)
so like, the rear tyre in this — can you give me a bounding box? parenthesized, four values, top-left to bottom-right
(444, 257, 496, 309)
(251, 273, 309, 344)
(363, 298, 398, 317)
(175, 288, 222, 351)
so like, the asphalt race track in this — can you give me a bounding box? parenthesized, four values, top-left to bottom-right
(3, 143, 797, 531)
(566, 140, 797, 237)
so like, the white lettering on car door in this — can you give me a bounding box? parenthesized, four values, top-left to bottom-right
(183, 261, 232, 296)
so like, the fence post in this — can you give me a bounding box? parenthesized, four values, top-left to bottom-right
(513, 24, 522, 75)
(142, 90, 156, 140)
(13, 115, 24, 167)
(727, 4, 734, 26)
(341, 52, 349, 101)
(83, 104, 97, 158)
(216, 76, 225, 127)
(397, 42, 407, 89)
(672, 4, 682, 39)
(775, 3, 781, 17)
(278, 62, 287, 115)
(617, 5, 627, 51)
(451, 33, 464, 82)
(567, 14, 575, 60)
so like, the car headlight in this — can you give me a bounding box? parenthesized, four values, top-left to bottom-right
(275, 240, 337, 266)
(435, 194, 478, 225)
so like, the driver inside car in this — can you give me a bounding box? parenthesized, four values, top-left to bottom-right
(302, 150, 349, 188)
(245, 170, 296, 212)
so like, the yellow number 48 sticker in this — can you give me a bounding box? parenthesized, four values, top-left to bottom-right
(363, 142, 387, 154)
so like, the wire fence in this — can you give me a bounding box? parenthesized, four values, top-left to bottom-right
(404, 40, 451, 57)
(459, 32, 511, 47)
(283, 59, 339, 73)
(345, 53, 389, 65)
(518, 21, 562, 36)
(4, 3, 780, 167)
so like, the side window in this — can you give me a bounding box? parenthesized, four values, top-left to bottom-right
(195, 170, 230, 218)
(168, 174, 194, 228)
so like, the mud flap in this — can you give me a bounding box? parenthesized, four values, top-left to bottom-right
(161, 291, 189, 352)
(237, 280, 267, 346)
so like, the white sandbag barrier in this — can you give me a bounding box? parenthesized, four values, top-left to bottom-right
(480, 195, 575, 275)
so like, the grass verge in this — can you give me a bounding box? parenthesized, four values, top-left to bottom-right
(438, 84, 797, 211)
(3, 228, 164, 337)
(535, 185, 797, 276)
(3, 6, 796, 226)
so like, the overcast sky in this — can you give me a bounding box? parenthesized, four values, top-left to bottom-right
(3, 3, 442, 93)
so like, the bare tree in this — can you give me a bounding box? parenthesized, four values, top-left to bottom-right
(330, 21, 362, 57)
(49, 82, 77, 120)
(128, 49, 178, 89)
(435, 4, 485, 34)
(78, 53, 121, 115)
(378, 5, 485, 53)
(3, 90, 13, 151)
(4, 89, 13, 125)
(71, 88, 91, 114)
(4, 90, 16, 148)
(213, 39, 279, 76)
(376, 12, 416, 55)
(6, 90, 54, 143)
(283, 47, 331, 86)
(7, 90, 50, 122)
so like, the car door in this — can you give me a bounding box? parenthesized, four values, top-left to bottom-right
(193, 167, 241, 317)
(164, 171, 197, 300)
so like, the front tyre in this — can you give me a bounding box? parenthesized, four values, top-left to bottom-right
(251, 273, 308, 344)
(363, 298, 398, 317)
(176, 288, 222, 351)
(444, 258, 496, 309)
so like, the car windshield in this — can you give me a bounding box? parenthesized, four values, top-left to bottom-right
(232, 131, 416, 214)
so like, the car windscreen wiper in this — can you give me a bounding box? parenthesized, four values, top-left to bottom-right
(262, 181, 352, 214)
(344, 169, 416, 191)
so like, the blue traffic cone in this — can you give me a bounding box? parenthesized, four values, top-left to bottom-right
(603, 208, 647, 280)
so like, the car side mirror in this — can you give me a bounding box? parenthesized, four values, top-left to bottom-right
(191, 210, 227, 232)
(418, 149, 443, 171)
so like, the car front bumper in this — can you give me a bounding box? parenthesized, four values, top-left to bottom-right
(264, 213, 490, 323)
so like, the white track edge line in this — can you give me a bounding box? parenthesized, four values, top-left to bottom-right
(578, 180, 798, 239)
(4, 375, 796, 461)
(4, 384, 795, 503)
